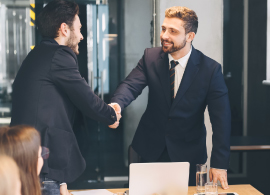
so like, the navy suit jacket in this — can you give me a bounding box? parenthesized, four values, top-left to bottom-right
(111, 46, 231, 169)
(10, 38, 117, 183)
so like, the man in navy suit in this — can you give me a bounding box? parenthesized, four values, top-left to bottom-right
(110, 6, 231, 188)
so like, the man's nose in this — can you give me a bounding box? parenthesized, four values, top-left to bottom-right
(161, 30, 169, 40)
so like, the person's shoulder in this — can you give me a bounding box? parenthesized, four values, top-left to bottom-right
(194, 48, 220, 68)
(56, 46, 76, 57)
(144, 47, 163, 54)
(39, 38, 77, 60)
(54, 45, 77, 62)
(51, 46, 77, 68)
(143, 47, 164, 59)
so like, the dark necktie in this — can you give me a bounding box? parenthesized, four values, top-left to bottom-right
(170, 60, 179, 103)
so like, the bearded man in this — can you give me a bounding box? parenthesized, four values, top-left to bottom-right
(10, 0, 120, 194)
(110, 6, 231, 188)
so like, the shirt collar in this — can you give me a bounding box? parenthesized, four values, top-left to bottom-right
(168, 47, 192, 69)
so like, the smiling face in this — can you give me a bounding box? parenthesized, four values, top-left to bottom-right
(160, 17, 189, 54)
(66, 15, 83, 55)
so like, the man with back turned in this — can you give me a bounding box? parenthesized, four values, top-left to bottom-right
(10, 0, 120, 194)
(110, 6, 231, 188)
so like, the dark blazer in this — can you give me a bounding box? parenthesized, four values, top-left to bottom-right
(111, 46, 231, 170)
(10, 38, 117, 183)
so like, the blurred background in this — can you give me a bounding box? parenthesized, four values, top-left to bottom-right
(0, 0, 269, 194)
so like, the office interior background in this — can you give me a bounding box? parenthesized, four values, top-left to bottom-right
(0, 0, 269, 194)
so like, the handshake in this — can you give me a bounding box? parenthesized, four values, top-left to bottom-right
(108, 103, 122, 129)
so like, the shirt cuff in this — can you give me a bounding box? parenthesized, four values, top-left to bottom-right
(60, 182, 66, 186)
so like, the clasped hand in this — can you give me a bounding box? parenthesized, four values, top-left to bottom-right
(108, 103, 121, 129)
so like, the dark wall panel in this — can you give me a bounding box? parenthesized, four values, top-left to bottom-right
(223, 0, 244, 136)
(247, 0, 270, 136)
(247, 0, 270, 194)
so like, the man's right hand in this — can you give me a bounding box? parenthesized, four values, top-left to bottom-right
(108, 103, 121, 129)
(209, 168, 229, 189)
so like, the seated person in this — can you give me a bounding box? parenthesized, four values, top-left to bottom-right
(0, 125, 45, 195)
(0, 155, 21, 195)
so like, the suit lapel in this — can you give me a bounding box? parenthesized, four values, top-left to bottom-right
(171, 47, 200, 111)
(156, 52, 171, 108)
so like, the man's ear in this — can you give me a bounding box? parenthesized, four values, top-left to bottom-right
(186, 32, 195, 43)
(58, 23, 70, 37)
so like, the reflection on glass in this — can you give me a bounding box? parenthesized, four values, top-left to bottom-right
(87, 4, 109, 97)
(0, 0, 34, 126)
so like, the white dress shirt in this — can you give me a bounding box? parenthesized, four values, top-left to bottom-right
(168, 47, 192, 97)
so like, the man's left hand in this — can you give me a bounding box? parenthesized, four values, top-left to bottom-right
(209, 168, 229, 190)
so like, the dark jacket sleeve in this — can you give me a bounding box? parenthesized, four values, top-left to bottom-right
(50, 47, 116, 125)
(110, 50, 148, 110)
(207, 64, 231, 169)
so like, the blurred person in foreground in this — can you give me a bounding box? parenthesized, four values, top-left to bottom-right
(110, 6, 231, 188)
(10, 0, 120, 194)
(0, 155, 21, 195)
(0, 125, 44, 195)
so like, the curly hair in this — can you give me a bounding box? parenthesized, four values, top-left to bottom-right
(165, 6, 198, 34)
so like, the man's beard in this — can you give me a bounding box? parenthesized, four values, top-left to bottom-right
(67, 31, 79, 55)
(161, 38, 186, 54)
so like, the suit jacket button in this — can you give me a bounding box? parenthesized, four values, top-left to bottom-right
(168, 118, 171, 121)
(111, 115, 115, 119)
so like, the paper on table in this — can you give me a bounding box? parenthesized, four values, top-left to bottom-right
(71, 189, 114, 195)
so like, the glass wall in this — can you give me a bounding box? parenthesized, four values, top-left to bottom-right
(0, 0, 34, 125)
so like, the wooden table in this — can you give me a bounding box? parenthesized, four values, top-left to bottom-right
(71, 184, 263, 195)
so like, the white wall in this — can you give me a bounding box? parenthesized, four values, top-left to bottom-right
(159, 0, 223, 63)
(159, 0, 224, 181)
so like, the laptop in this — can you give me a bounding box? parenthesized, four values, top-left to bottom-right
(129, 162, 190, 195)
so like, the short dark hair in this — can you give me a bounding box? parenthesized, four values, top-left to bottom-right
(165, 6, 198, 34)
(37, 0, 79, 38)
